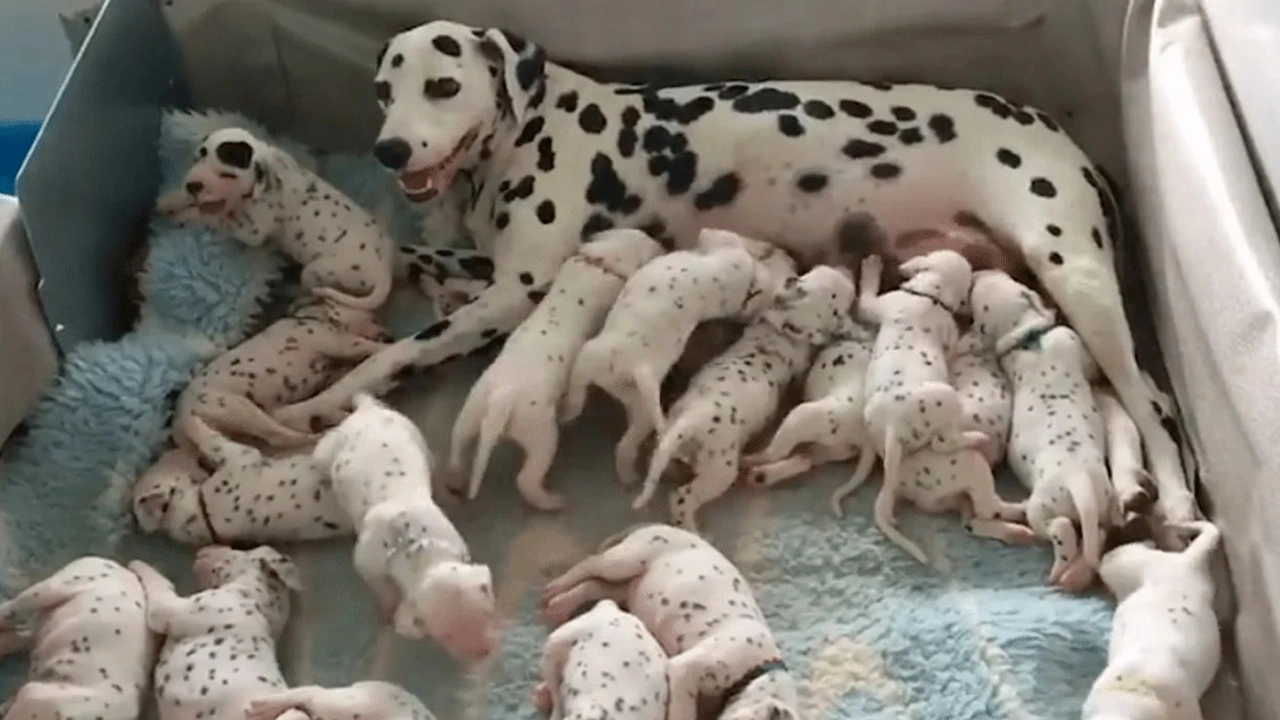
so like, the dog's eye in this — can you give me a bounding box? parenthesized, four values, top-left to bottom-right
(375, 81, 392, 104)
(423, 77, 461, 100)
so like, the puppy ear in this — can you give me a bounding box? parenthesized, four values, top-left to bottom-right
(257, 553, 304, 591)
(897, 255, 931, 279)
(215, 139, 254, 170)
(479, 28, 546, 125)
(1024, 288, 1056, 322)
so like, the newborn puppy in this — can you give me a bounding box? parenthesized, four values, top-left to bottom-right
(1082, 521, 1221, 720)
(858, 251, 988, 561)
(133, 415, 352, 545)
(157, 127, 395, 310)
(1096, 384, 1158, 515)
(635, 266, 856, 531)
(542, 524, 798, 720)
(0, 558, 155, 720)
(246, 681, 436, 720)
(744, 313, 877, 491)
(449, 229, 664, 510)
(563, 228, 796, 485)
(971, 269, 1120, 591)
(129, 546, 303, 720)
(530, 599, 668, 720)
(173, 295, 388, 449)
(313, 393, 499, 661)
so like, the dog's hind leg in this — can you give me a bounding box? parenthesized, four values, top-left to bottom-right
(511, 403, 566, 511)
(196, 392, 314, 448)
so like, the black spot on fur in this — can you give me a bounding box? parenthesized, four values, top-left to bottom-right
(732, 88, 800, 113)
(796, 173, 828, 193)
(519, 272, 535, 286)
(458, 256, 494, 281)
(515, 48, 545, 92)
(503, 175, 536, 203)
(536, 199, 556, 224)
(867, 120, 897, 136)
(555, 91, 579, 112)
(216, 141, 253, 169)
(414, 319, 451, 340)
(1013, 109, 1035, 126)
(581, 213, 615, 240)
(641, 93, 716, 125)
(1046, 224, 1062, 237)
(865, 81, 893, 91)
(927, 113, 957, 143)
(617, 128, 638, 157)
(1030, 178, 1057, 198)
(870, 162, 902, 180)
(495, 212, 510, 229)
(1091, 227, 1104, 249)
(693, 173, 742, 210)
(836, 212, 889, 257)
(777, 114, 805, 137)
(996, 148, 1022, 168)
(717, 84, 750, 100)
(843, 139, 885, 160)
(432, 35, 461, 57)
(423, 77, 461, 99)
(621, 106, 641, 128)
(1048, 251, 1064, 265)
(578, 104, 607, 134)
(640, 218, 667, 240)
(586, 153, 643, 215)
(1036, 111, 1061, 132)
(974, 92, 1014, 120)
(642, 126, 672, 154)
(527, 290, 547, 303)
(803, 100, 835, 119)
(514, 116, 545, 147)
(840, 99, 873, 118)
(898, 127, 924, 145)
(536, 136, 556, 172)
(891, 106, 917, 121)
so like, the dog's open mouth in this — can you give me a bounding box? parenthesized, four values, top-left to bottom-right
(398, 127, 479, 203)
(197, 199, 227, 215)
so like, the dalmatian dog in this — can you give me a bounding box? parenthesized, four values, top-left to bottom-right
(128, 546, 303, 720)
(742, 313, 877, 491)
(529, 599, 668, 720)
(857, 250, 991, 560)
(172, 295, 389, 450)
(156, 127, 395, 311)
(1096, 384, 1158, 515)
(312, 393, 499, 661)
(0, 558, 155, 720)
(542, 524, 797, 720)
(270, 19, 1190, 527)
(562, 228, 796, 486)
(1082, 521, 1222, 720)
(133, 415, 352, 545)
(635, 265, 856, 530)
(244, 681, 437, 720)
(449, 229, 664, 510)
(971, 269, 1122, 591)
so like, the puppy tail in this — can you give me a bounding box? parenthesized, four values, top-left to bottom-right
(831, 436, 877, 517)
(875, 423, 929, 565)
(634, 411, 701, 510)
(561, 346, 600, 423)
(634, 362, 667, 435)
(469, 390, 515, 501)
(1066, 469, 1103, 572)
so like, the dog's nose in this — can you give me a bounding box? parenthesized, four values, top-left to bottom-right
(185, 180, 204, 196)
(373, 138, 413, 171)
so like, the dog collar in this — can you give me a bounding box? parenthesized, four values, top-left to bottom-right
(718, 658, 788, 711)
(572, 253, 628, 281)
(900, 287, 956, 314)
(997, 323, 1053, 359)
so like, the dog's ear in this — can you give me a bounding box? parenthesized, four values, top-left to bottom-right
(479, 27, 546, 125)
(897, 254, 932, 279)
(1022, 287, 1056, 322)
(215, 138, 254, 169)
(257, 552, 304, 591)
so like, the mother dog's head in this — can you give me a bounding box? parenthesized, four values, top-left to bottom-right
(372, 20, 546, 202)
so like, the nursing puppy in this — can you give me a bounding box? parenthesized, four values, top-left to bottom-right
(530, 599, 668, 720)
(129, 546, 302, 720)
(1082, 521, 1221, 720)
(246, 681, 437, 720)
(157, 127, 395, 310)
(635, 265, 855, 530)
(133, 415, 352, 545)
(313, 393, 499, 660)
(0, 558, 155, 720)
(858, 251, 989, 560)
(449, 229, 664, 510)
(563, 228, 796, 485)
(971, 269, 1120, 591)
(743, 313, 877, 490)
(173, 295, 388, 449)
(542, 524, 797, 720)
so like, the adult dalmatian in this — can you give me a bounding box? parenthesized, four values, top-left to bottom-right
(274, 18, 1193, 523)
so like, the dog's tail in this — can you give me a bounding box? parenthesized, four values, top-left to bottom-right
(874, 422, 930, 564)
(449, 381, 489, 479)
(313, 270, 393, 312)
(634, 409, 705, 510)
(1170, 520, 1221, 571)
(633, 362, 667, 435)
(561, 344, 603, 423)
(831, 436, 877, 517)
(1066, 468, 1104, 573)
(469, 389, 515, 501)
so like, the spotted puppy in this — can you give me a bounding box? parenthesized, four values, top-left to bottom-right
(157, 127, 395, 310)
(173, 295, 388, 449)
(245, 681, 437, 720)
(313, 393, 499, 661)
(857, 250, 990, 561)
(542, 524, 797, 720)
(1082, 521, 1221, 720)
(563, 228, 795, 486)
(1096, 384, 1158, 516)
(635, 265, 855, 530)
(0, 558, 154, 720)
(133, 415, 351, 545)
(971, 269, 1121, 591)
(128, 546, 302, 720)
(743, 312, 877, 492)
(530, 599, 668, 720)
(450, 229, 664, 510)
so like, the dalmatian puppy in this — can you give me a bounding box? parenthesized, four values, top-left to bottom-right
(271, 20, 1186, 534)
(857, 250, 990, 560)
(742, 313, 877, 490)
(1096, 384, 1158, 515)
(541, 524, 797, 720)
(156, 127, 395, 311)
(562, 228, 796, 486)
(172, 295, 389, 449)
(635, 265, 856, 530)
(1082, 521, 1221, 720)
(0, 558, 155, 720)
(313, 392, 499, 661)
(449, 229, 664, 510)
(245, 681, 437, 720)
(971, 269, 1122, 591)
(128, 546, 303, 720)
(133, 415, 352, 545)
(529, 599, 668, 720)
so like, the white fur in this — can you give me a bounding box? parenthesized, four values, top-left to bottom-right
(1096, 384, 1157, 516)
(244, 681, 436, 720)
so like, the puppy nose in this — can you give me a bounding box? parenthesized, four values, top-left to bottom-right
(185, 180, 204, 196)
(373, 138, 413, 171)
